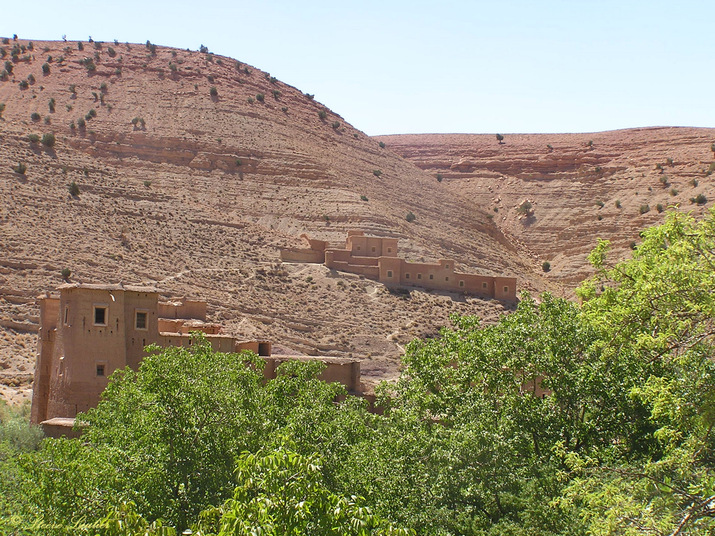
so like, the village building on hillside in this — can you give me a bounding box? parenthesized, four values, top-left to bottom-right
(280, 230, 517, 302)
(31, 283, 362, 433)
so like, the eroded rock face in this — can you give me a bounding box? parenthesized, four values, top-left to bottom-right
(0, 39, 535, 402)
(378, 128, 715, 284)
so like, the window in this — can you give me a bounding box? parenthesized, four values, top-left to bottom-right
(504, 286, 509, 293)
(387, 247, 392, 253)
(459, 280, 465, 287)
(96, 364, 105, 377)
(482, 282, 488, 289)
(371, 246, 376, 253)
(445, 264, 449, 270)
(356, 246, 361, 251)
(405, 273, 410, 279)
(429, 274, 434, 280)
(417, 273, 422, 280)
(445, 276, 449, 282)
(135, 310, 148, 330)
(93, 305, 107, 326)
(63, 307, 69, 325)
(387, 270, 393, 278)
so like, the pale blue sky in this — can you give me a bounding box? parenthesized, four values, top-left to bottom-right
(3, 0, 713, 135)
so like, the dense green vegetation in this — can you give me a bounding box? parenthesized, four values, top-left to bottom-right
(1, 208, 714, 535)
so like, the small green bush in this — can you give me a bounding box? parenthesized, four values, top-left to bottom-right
(272, 89, 281, 99)
(41, 132, 55, 147)
(639, 204, 650, 214)
(405, 211, 416, 222)
(332, 121, 340, 130)
(659, 174, 669, 185)
(4, 60, 12, 74)
(517, 200, 533, 215)
(27, 133, 39, 143)
(41, 62, 50, 74)
(496, 133, 504, 143)
(656, 203, 664, 213)
(692, 193, 707, 205)
(373, 170, 382, 177)
(69, 84, 76, 94)
(210, 86, 218, 97)
(318, 109, 327, 120)
(68, 181, 80, 196)
(77, 117, 86, 128)
(235, 159, 242, 167)
(379, 141, 386, 149)
(596, 200, 604, 208)
(691, 178, 699, 187)
(19, 80, 29, 89)
(13, 162, 26, 174)
(0, 103, 5, 118)
(30, 112, 40, 121)
(436, 173, 443, 182)
(360, 195, 368, 202)
(61, 267, 71, 279)
(107, 46, 116, 57)
(670, 187, 679, 196)
(143, 180, 151, 188)
(542, 261, 551, 272)
(615, 199, 621, 208)
(256, 93, 264, 102)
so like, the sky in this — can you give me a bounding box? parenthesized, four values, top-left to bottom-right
(3, 0, 714, 135)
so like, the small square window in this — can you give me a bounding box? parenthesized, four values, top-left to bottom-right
(387, 248, 392, 253)
(405, 273, 410, 279)
(356, 246, 361, 251)
(429, 274, 434, 280)
(503, 286, 509, 293)
(445, 264, 449, 270)
(372, 246, 376, 252)
(387, 270, 393, 278)
(445, 277, 449, 282)
(94, 306, 107, 326)
(482, 282, 488, 289)
(459, 280, 465, 287)
(96, 364, 105, 377)
(135, 311, 148, 330)
(417, 273, 422, 280)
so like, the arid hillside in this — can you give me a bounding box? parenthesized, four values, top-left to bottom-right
(0, 38, 536, 403)
(377, 129, 715, 285)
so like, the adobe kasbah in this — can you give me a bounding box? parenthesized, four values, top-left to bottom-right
(281, 230, 517, 302)
(32, 231, 517, 434)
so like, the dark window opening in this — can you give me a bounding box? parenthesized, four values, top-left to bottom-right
(417, 273, 422, 279)
(96, 364, 105, 377)
(482, 282, 488, 289)
(429, 274, 434, 280)
(405, 273, 410, 279)
(135, 311, 147, 330)
(387, 270, 393, 278)
(94, 306, 107, 325)
(459, 280, 465, 287)
(445, 277, 449, 282)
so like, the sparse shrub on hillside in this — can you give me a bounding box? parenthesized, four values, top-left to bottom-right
(547, 144, 553, 151)
(100, 82, 108, 92)
(711, 143, 715, 154)
(656, 203, 664, 213)
(19, 80, 29, 89)
(69, 121, 75, 130)
(69, 84, 76, 94)
(517, 200, 533, 215)
(379, 141, 386, 149)
(27, 41, 33, 51)
(77, 41, 84, 51)
(587, 139, 593, 147)
(60, 267, 71, 279)
(210, 86, 218, 97)
(256, 93, 264, 102)
(41, 132, 55, 147)
(692, 178, 699, 187)
(596, 200, 604, 208)
(0, 103, 5, 118)
(169, 62, 177, 72)
(269, 76, 277, 84)
(496, 133, 504, 144)
(360, 195, 368, 202)
(272, 89, 280, 99)
(655, 163, 663, 172)
(4, 60, 12, 74)
(247, 97, 254, 104)
(666, 157, 674, 165)
(27, 74, 35, 84)
(68, 181, 80, 196)
(305, 93, 314, 100)
(706, 163, 715, 176)
(615, 199, 621, 208)
(131, 117, 146, 130)
(44, 116, 51, 125)
(41, 62, 50, 74)
(542, 261, 551, 272)
(332, 121, 340, 130)
(144, 180, 152, 188)
(80, 57, 96, 71)
(13, 162, 26, 174)
(670, 187, 679, 196)
(639, 204, 650, 214)
(235, 159, 242, 167)
(405, 211, 416, 222)
(199, 44, 209, 54)
(207, 75, 214, 83)
(48, 98, 55, 112)
(373, 170, 382, 177)
(0, 70, 7, 80)
(281, 106, 288, 113)
(30, 112, 40, 121)
(77, 117, 86, 128)
(436, 173, 443, 182)
(92, 91, 98, 102)
(146, 41, 157, 55)
(318, 109, 327, 120)
(659, 175, 669, 185)
(1, 38, 8, 45)
(691, 193, 707, 205)
(107, 46, 116, 57)
(27, 133, 39, 143)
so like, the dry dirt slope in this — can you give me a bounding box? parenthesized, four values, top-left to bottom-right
(377, 128, 715, 285)
(0, 38, 537, 403)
